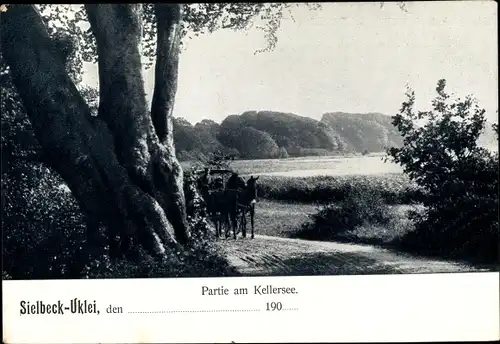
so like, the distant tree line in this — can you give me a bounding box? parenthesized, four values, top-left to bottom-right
(173, 110, 499, 162)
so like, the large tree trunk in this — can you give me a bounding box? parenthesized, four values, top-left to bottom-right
(151, 4, 181, 147)
(85, 4, 190, 244)
(150, 4, 189, 242)
(1, 4, 189, 260)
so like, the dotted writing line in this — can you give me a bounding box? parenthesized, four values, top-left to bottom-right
(128, 309, 260, 314)
(127, 308, 299, 314)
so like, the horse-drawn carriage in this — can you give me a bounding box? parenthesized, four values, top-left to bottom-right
(193, 168, 259, 239)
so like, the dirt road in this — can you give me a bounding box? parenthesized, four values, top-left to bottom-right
(216, 234, 485, 276)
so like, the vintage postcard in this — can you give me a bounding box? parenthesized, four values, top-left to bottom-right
(1, 2, 499, 343)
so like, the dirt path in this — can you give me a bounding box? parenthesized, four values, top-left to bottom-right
(216, 234, 485, 276)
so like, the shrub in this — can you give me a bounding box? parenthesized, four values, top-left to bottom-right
(2, 160, 237, 280)
(87, 234, 239, 279)
(387, 79, 499, 263)
(294, 186, 392, 241)
(2, 161, 89, 279)
(278, 147, 289, 159)
(256, 174, 422, 205)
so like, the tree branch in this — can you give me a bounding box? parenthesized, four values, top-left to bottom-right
(151, 3, 182, 146)
(85, 4, 155, 186)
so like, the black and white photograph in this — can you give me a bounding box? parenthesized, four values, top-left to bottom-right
(2, 2, 499, 343)
(1, 2, 498, 281)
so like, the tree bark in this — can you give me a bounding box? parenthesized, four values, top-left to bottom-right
(85, 4, 190, 244)
(151, 4, 181, 147)
(150, 4, 190, 243)
(1, 4, 186, 260)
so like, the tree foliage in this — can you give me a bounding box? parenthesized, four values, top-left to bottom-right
(239, 127, 281, 159)
(217, 111, 350, 158)
(322, 112, 403, 153)
(387, 79, 499, 262)
(33, 3, 322, 69)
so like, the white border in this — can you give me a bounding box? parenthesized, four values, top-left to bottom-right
(3, 272, 499, 343)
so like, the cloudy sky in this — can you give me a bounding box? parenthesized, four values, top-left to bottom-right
(82, 1, 498, 125)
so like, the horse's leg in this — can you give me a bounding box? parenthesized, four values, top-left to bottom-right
(216, 211, 222, 238)
(236, 209, 241, 235)
(210, 211, 220, 239)
(241, 209, 247, 238)
(221, 212, 227, 238)
(214, 213, 220, 238)
(220, 213, 224, 238)
(233, 212, 238, 240)
(250, 205, 255, 239)
(222, 212, 228, 238)
(226, 213, 231, 239)
(218, 214, 223, 238)
(210, 210, 217, 238)
(231, 210, 237, 239)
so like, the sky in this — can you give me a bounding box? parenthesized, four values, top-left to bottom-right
(81, 1, 498, 125)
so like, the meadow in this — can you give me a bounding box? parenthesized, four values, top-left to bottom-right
(205, 155, 425, 251)
(182, 154, 423, 205)
(185, 154, 497, 266)
(231, 153, 399, 176)
(220, 155, 423, 205)
(255, 199, 421, 248)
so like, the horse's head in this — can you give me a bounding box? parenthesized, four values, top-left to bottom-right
(211, 176, 224, 190)
(246, 175, 259, 202)
(226, 171, 246, 190)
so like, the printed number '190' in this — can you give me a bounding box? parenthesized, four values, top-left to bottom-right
(266, 302, 282, 311)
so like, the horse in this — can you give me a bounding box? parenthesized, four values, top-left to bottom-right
(224, 172, 246, 239)
(196, 168, 212, 215)
(207, 177, 231, 238)
(238, 176, 259, 239)
(225, 174, 259, 239)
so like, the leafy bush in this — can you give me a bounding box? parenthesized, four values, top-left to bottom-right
(87, 235, 239, 279)
(278, 147, 289, 159)
(293, 186, 392, 240)
(2, 155, 236, 280)
(256, 174, 423, 205)
(2, 161, 90, 279)
(387, 79, 499, 263)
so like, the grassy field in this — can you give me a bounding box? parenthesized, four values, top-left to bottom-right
(187, 155, 496, 266)
(183, 155, 422, 204)
(253, 200, 319, 237)
(184, 155, 423, 242)
(181, 153, 397, 176)
(186, 155, 428, 255)
(254, 199, 420, 247)
(224, 156, 436, 262)
(231, 154, 400, 176)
